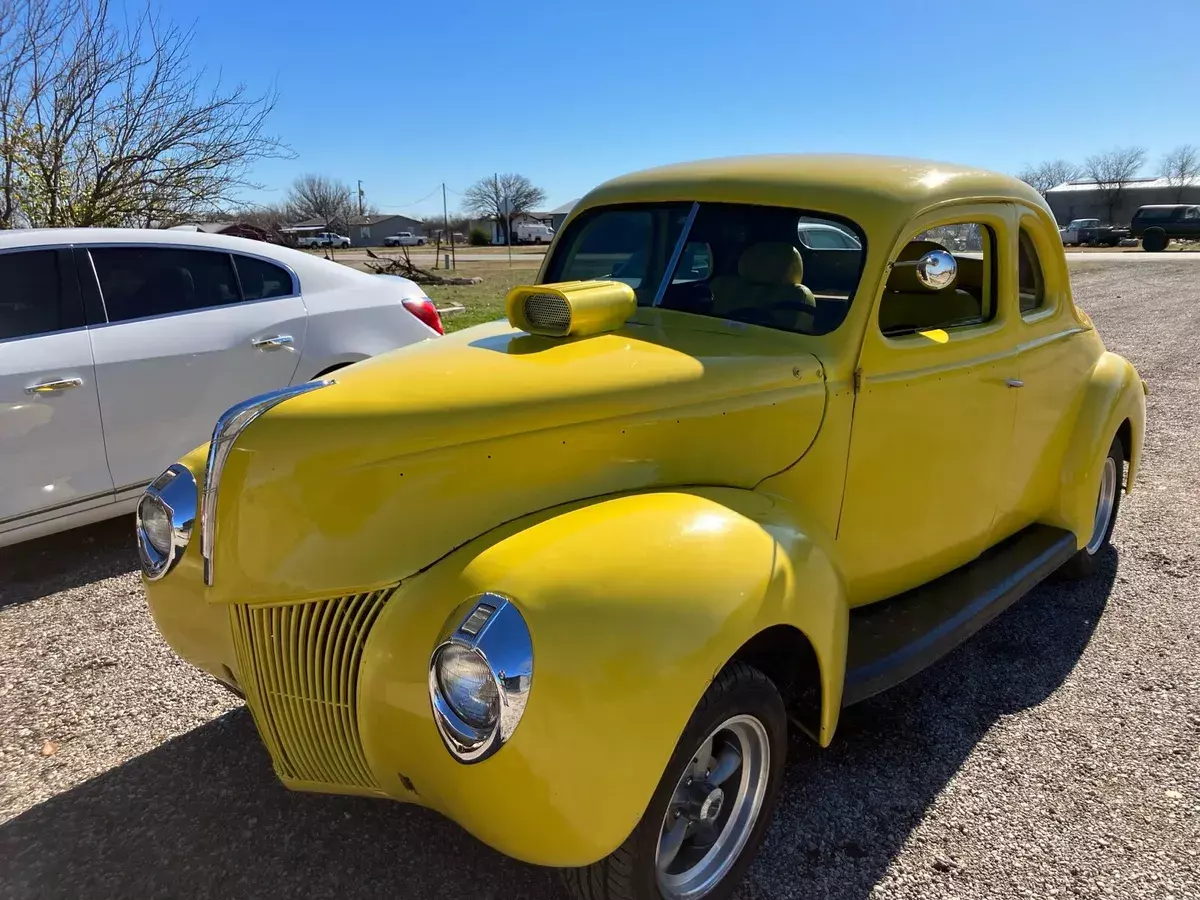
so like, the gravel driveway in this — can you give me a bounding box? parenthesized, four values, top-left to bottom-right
(1, 261, 1197, 899)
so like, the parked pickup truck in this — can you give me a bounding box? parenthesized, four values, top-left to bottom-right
(1058, 218, 1129, 247)
(298, 232, 351, 249)
(383, 232, 427, 247)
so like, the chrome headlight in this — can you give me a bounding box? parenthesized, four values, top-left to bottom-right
(136, 464, 197, 580)
(429, 594, 533, 763)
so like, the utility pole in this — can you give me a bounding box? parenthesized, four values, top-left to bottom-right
(442, 182, 455, 270)
(357, 180, 365, 217)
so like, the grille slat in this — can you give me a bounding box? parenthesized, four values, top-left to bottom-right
(231, 589, 392, 790)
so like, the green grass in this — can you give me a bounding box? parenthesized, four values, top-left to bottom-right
(425, 265, 541, 332)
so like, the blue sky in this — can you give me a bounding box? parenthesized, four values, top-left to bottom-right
(159, 0, 1200, 218)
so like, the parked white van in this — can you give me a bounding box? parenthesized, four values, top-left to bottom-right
(0, 229, 443, 546)
(515, 223, 555, 244)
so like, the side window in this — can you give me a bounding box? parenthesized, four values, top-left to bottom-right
(91, 247, 240, 323)
(1018, 229, 1046, 314)
(879, 222, 996, 336)
(235, 255, 295, 301)
(0, 250, 75, 341)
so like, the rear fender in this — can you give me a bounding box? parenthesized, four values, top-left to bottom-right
(356, 487, 847, 866)
(1054, 351, 1145, 545)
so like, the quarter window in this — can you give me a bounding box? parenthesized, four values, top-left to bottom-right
(91, 247, 240, 323)
(1018, 229, 1046, 314)
(235, 255, 294, 301)
(0, 250, 74, 341)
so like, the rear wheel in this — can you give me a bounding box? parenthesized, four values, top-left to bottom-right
(1142, 227, 1169, 252)
(564, 662, 786, 900)
(1059, 436, 1124, 580)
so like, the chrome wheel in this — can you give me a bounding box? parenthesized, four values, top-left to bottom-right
(1086, 455, 1118, 555)
(655, 714, 770, 900)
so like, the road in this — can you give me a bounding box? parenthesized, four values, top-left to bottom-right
(1066, 250, 1200, 263)
(320, 248, 548, 265)
(1, 259, 1197, 900)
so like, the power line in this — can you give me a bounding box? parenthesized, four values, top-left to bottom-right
(371, 185, 444, 210)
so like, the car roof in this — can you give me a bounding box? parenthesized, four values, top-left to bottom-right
(574, 154, 1049, 238)
(0, 227, 372, 290)
(1135, 204, 1190, 211)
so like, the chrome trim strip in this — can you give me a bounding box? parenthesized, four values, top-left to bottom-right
(653, 201, 700, 308)
(137, 464, 197, 580)
(201, 379, 335, 586)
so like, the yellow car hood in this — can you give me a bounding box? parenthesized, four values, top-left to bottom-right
(208, 312, 827, 603)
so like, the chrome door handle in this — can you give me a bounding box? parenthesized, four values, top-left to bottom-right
(25, 377, 84, 395)
(252, 334, 294, 351)
(1005, 379, 1025, 388)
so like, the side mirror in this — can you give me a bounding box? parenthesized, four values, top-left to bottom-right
(915, 249, 957, 290)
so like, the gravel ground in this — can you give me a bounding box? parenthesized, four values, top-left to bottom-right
(1, 261, 1197, 899)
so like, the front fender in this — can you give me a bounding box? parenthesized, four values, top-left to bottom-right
(1054, 350, 1146, 545)
(356, 487, 847, 866)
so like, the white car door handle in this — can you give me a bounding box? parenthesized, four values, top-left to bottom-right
(1005, 379, 1025, 388)
(252, 334, 294, 351)
(26, 377, 84, 395)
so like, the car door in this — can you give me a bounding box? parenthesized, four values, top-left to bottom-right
(997, 208, 1096, 537)
(837, 206, 1020, 607)
(83, 244, 308, 492)
(0, 247, 114, 531)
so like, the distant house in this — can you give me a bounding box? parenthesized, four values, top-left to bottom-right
(348, 214, 425, 247)
(1046, 177, 1200, 226)
(550, 199, 579, 233)
(168, 221, 284, 244)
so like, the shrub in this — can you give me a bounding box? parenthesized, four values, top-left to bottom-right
(468, 227, 490, 246)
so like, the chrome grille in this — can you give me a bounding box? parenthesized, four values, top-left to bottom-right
(523, 292, 571, 334)
(230, 590, 391, 789)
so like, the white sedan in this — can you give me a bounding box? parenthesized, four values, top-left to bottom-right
(0, 228, 443, 547)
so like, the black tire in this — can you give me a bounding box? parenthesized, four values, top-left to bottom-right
(1142, 227, 1169, 252)
(563, 661, 786, 900)
(1058, 436, 1124, 580)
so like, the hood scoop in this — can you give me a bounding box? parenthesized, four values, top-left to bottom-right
(506, 280, 636, 338)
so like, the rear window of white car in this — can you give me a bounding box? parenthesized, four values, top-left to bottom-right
(235, 255, 294, 301)
(91, 247, 241, 323)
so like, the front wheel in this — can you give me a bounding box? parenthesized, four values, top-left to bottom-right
(564, 662, 786, 900)
(1059, 436, 1124, 580)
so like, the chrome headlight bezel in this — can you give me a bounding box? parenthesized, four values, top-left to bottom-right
(429, 593, 533, 764)
(136, 464, 197, 580)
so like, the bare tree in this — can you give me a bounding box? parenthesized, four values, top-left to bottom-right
(1083, 147, 1147, 224)
(462, 173, 546, 242)
(1016, 159, 1081, 198)
(285, 174, 353, 230)
(0, 0, 290, 229)
(1160, 144, 1200, 200)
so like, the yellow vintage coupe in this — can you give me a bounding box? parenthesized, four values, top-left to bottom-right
(138, 155, 1146, 900)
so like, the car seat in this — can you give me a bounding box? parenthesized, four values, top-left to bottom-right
(877, 240, 982, 334)
(709, 242, 816, 331)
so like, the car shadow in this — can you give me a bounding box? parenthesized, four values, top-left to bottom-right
(0, 550, 1117, 900)
(0, 516, 138, 610)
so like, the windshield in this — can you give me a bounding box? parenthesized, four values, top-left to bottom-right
(544, 202, 866, 335)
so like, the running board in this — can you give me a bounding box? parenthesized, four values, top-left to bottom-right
(842, 524, 1078, 707)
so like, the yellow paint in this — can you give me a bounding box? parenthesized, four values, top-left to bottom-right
(142, 155, 1146, 868)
